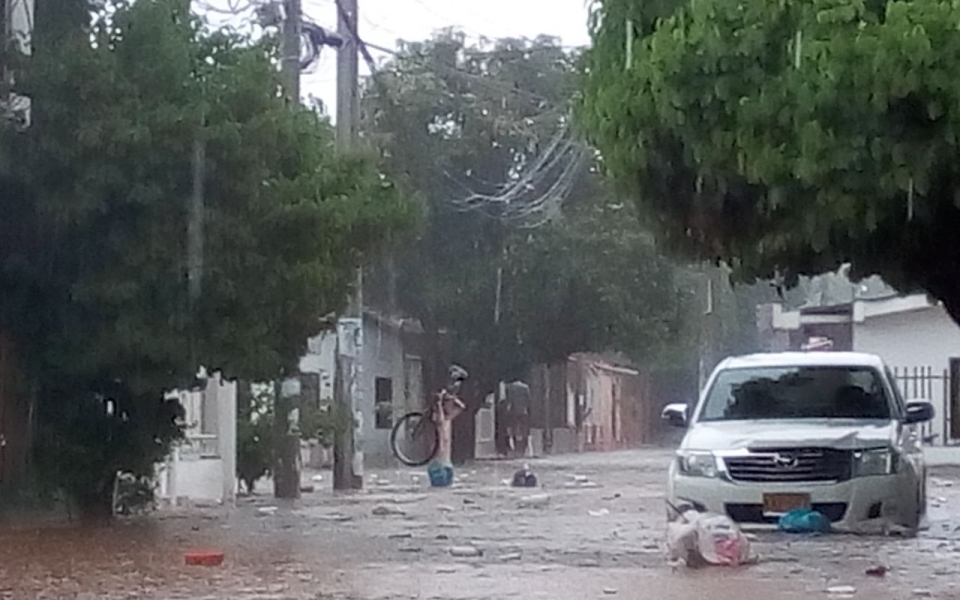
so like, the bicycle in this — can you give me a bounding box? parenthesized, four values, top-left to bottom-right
(390, 366, 467, 467)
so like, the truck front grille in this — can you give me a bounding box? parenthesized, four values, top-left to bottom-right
(723, 447, 852, 483)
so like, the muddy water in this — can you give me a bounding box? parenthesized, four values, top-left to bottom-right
(0, 515, 348, 599)
(1, 449, 959, 599)
(0, 519, 820, 600)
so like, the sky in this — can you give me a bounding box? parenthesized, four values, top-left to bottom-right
(295, 0, 593, 118)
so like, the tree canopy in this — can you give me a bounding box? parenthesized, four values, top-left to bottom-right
(362, 32, 694, 395)
(0, 0, 412, 509)
(579, 0, 960, 322)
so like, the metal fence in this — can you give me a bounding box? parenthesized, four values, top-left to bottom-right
(891, 366, 951, 445)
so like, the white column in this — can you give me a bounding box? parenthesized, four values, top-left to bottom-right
(219, 377, 237, 503)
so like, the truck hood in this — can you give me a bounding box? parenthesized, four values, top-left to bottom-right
(681, 419, 897, 451)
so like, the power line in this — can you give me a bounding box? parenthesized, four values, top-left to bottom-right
(348, 22, 586, 228)
(191, 0, 586, 229)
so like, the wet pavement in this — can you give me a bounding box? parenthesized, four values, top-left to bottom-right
(3, 448, 960, 599)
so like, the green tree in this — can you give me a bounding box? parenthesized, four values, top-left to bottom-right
(0, 0, 413, 512)
(362, 32, 692, 397)
(580, 0, 960, 322)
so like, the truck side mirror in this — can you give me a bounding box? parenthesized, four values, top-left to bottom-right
(905, 400, 935, 424)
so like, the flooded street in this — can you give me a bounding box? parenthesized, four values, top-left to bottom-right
(3, 449, 960, 599)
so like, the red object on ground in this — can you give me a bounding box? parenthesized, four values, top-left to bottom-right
(184, 551, 225, 567)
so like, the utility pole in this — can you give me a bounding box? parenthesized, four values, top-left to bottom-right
(333, 0, 363, 491)
(280, 0, 301, 103)
(273, 0, 303, 500)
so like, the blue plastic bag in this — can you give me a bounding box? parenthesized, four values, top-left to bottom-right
(427, 461, 454, 488)
(778, 508, 831, 533)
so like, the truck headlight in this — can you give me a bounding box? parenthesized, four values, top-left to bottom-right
(677, 450, 719, 478)
(854, 448, 898, 477)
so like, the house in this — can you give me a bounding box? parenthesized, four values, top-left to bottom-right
(299, 311, 424, 468)
(566, 353, 656, 451)
(759, 293, 960, 444)
(355, 311, 424, 467)
(502, 354, 657, 458)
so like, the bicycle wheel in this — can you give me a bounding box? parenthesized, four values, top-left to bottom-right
(391, 412, 439, 467)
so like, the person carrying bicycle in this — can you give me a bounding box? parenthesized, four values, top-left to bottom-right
(428, 365, 468, 487)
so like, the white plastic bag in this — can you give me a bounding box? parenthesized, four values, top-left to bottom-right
(666, 508, 753, 567)
(695, 513, 752, 566)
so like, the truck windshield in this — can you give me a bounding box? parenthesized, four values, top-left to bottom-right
(699, 366, 891, 422)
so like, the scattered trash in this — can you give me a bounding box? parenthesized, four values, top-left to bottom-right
(372, 504, 407, 517)
(666, 504, 754, 567)
(572, 475, 589, 483)
(577, 558, 601, 568)
(388, 494, 428, 505)
(185, 551, 225, 567)
(428, 462, 455, 488)
(316, 513, 352, 522)
(512, 465, 538, 488)
(778, 509, 831, 534)
(449, 545, 483, 558)
(603, 492, 622, 501)
(311, 474, 324, 483)
(518, 494, 551, 509)
(865, 565, 888, 577)
(588, 508, 610, 517)
(826, 585, 857, 596)
(498, 552, 522, 562)
(463, 497, 476, 505)
(256, 506, 279, 517)
(846, 518, 912, 537)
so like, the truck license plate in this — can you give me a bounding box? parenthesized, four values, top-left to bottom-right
(763, 493, 811, 514)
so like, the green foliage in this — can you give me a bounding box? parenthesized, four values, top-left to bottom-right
(299, 397, 349, 447)
(363, 32, 693, 390)
(580, 0, 960, 321)
(0, 0, 413, 510)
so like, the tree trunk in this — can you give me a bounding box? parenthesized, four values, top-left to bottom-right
(0, 328, 31, 492)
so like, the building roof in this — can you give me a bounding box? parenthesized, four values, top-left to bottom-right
(720, 351, 886, 370)
(768, 293, 937, 331)
(364, 310, 424, 334)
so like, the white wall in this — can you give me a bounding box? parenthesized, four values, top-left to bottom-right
(854, 306, 960, 372)
(360, 318, 406, 467)
(157, 374, 237, 505)
(854, 306, 960, 442)
(299, 332, 337, 401)
(172, 458, 225, 502)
